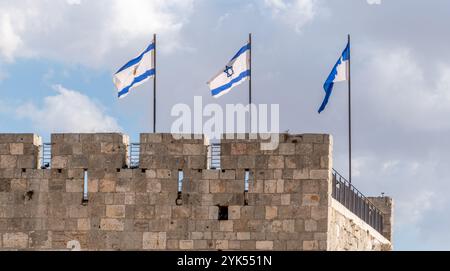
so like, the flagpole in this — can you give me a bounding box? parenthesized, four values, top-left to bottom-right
(347, 34, 352, 184)
(153, 33, 157, 133)
(249, 33, 252, 133)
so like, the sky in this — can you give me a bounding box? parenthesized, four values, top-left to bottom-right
(0, 0, 449, 250)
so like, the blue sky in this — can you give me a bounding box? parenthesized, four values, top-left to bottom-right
(1, 0, 450, 250)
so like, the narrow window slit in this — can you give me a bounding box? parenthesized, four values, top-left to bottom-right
(82, 169, 89, 205)
(176, 169, 183, 205)
(244, 169, 250, 205)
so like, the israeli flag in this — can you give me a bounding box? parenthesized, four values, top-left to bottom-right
(318, 41, 350, 113)
(208, 43, 250, 98)
(114, 40, 155, 99)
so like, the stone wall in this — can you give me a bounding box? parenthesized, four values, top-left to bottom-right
(328, 199, 392, 251)
(0, 134, 41, 169)
(0, 133, 392, 250)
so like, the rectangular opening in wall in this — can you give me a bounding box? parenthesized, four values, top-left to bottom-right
(218, 205, 228, 220)
(129, 143, 140, 169)
(82, 169, 89, 204)
(207, 141, 221, 170)
(40, 143, 52, 169)
(176, 169, 183, 205)
(244, 169, 250, 192)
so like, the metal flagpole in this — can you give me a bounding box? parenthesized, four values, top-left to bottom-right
(347, 34, 352, 184)
(153, 33, 157, 133)
(249, 33, 252, 133)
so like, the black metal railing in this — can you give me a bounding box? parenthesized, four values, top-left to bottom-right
(332, 169, 383, 233)
(208, 143, 221, 169)
(40, 143, 52, 169)
(129, 143, 140, 168)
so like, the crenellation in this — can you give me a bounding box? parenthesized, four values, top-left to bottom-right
(0, 132, 392, 250)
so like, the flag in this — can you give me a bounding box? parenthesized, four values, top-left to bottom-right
(114, 40, 155, 99)
(208, 42, 250, 98)
(318, 41, 350, 113)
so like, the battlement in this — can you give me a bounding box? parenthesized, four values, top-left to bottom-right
(0, 133, 393, 251)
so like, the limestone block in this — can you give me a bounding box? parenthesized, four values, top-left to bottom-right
(0, 143, 9, 154)
(188, 156, 206, 169)
(183, 144, 205, 155)
(208, 206, 218, 220)
(228, 206, 241, 220)
(268, 156, 284, 169)
(293, 169, 309, 179)
(3, 232, 28, 248)
(10, 179, 27, 191)
(303, 240, 319, 251)
(191, 206, 209, 219)
(135, 205, 155, 219)
(302, 194, 321, 206)
(281, 194, 290, 205)
(264, 180, 277, 193)
(66, 179, 83, 193)
(143, 232, 167, 250)
(140, 133, 162, 143)
(147, 180, 162, 193)
(231, 143, 247, 155)
(156, 169, 172, 179)
(241, 241, 256, 250)
(265, 206, 278, 220)
(78, 218, 91, 231)
(311, 206, 327, 220)
(295, 143, 313, 155)
(219, 220, 234, 232)
(220, 156, 237, 169)
(68, 205, 88, 218)
(52, 156, 68, 169)
(237, 156, 256, 169)
(99, 179, 116, 192)
(202, 170, 219, 180)
(216, 240, 229, 250)
(172, 206, 191, 219)
(237, 232, 251, 240)
(100, 218, 124, 231)
(106, 205, 126, 218)
(285, 156, 297, 169)
(282, 220, 295, 233)
(256, 241, 273, 250)
(310, 169, 329, 179)
(10, 143, 24, 155)
(0, 155, 17, 168)
(17, 155, 36, 169)
(302, 134, 323, 143)
(219, 170, 235, 180)
(179, 240, 194, 250)
(278, 143, 295, 155)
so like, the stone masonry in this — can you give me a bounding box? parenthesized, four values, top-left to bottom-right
(0, 133, 393, 250)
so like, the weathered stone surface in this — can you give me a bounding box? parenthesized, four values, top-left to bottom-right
(100, 219, 124, 231)
(256, 241, 273, 250)
(0, 132, 391, 251)
(143, 232, 166, 250)
(3, 232, 28, 248)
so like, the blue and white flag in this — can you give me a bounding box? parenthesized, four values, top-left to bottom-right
(114, 40, 155, 99)
(318, 41, 350, 113)
(208, 43, 250, 98)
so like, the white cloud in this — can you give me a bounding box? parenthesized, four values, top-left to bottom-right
(359, 46, 450, 131)
(66, 0, 81, 5)
(263, 0, 317, 33)
(0, 12, 24, 61)
(0, 0, 195, 66)
(367, 0, 382, 5)
(16, 85, 121, 133)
